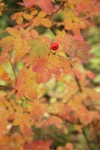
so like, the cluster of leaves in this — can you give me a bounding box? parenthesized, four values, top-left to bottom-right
(0, 0, 100, 149)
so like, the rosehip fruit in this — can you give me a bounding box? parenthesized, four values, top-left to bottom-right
(51, 42, 59, 51)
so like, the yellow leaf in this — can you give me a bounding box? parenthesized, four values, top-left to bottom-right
(31, 10, 38, 15)
(6, 27, 21, 38)
(74, 124, 82, 132)
(49, 102, 65, 115)
(14, 38, 23, 50)
(0, 36, 14, 47)
(16, 16, 23, 24)
(23, 13, 33, 20)
(41, 18, 52, 28)
(16, 49, 25, 59)
(65, 22, 73, 30)
(38, 11, 46, 18)
(0, 65, 5, 76)
(48, 54, 61, 67)
(13, 117, 21, 126)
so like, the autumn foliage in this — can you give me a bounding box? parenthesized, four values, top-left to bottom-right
(0, 0, 100, 150)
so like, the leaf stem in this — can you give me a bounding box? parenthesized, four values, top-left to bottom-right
(9, 59, 17, 80)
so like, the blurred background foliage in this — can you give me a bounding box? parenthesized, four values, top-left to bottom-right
(86, 25, 100, 84)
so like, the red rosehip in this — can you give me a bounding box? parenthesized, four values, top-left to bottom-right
(51, 42, 59, 51)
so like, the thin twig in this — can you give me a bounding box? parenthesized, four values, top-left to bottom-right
(74, 75, 82, 93)
(82, 127, 94, 150)
(65, 90, 79, 104)
(0, 85, 13, 90)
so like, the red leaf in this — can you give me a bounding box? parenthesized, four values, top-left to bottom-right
(37, 0, 53, 15)
(36, 69, 51, 83)
(22, 0, 53, 14)
(48, 64, 61, 75)
(32, 57, 47, 73)
(23, 0, 36, 8)
(20, 124, 32, 136)
(77, 50, 90, 62)
(77, 41, 91, 51)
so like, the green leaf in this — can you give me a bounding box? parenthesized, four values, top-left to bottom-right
(28, 37, 50, 62)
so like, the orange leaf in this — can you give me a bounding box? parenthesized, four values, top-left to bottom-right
(41, 18, 52, 28)
(36, 69, 51, 83)
(32, 57, 47, 73)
